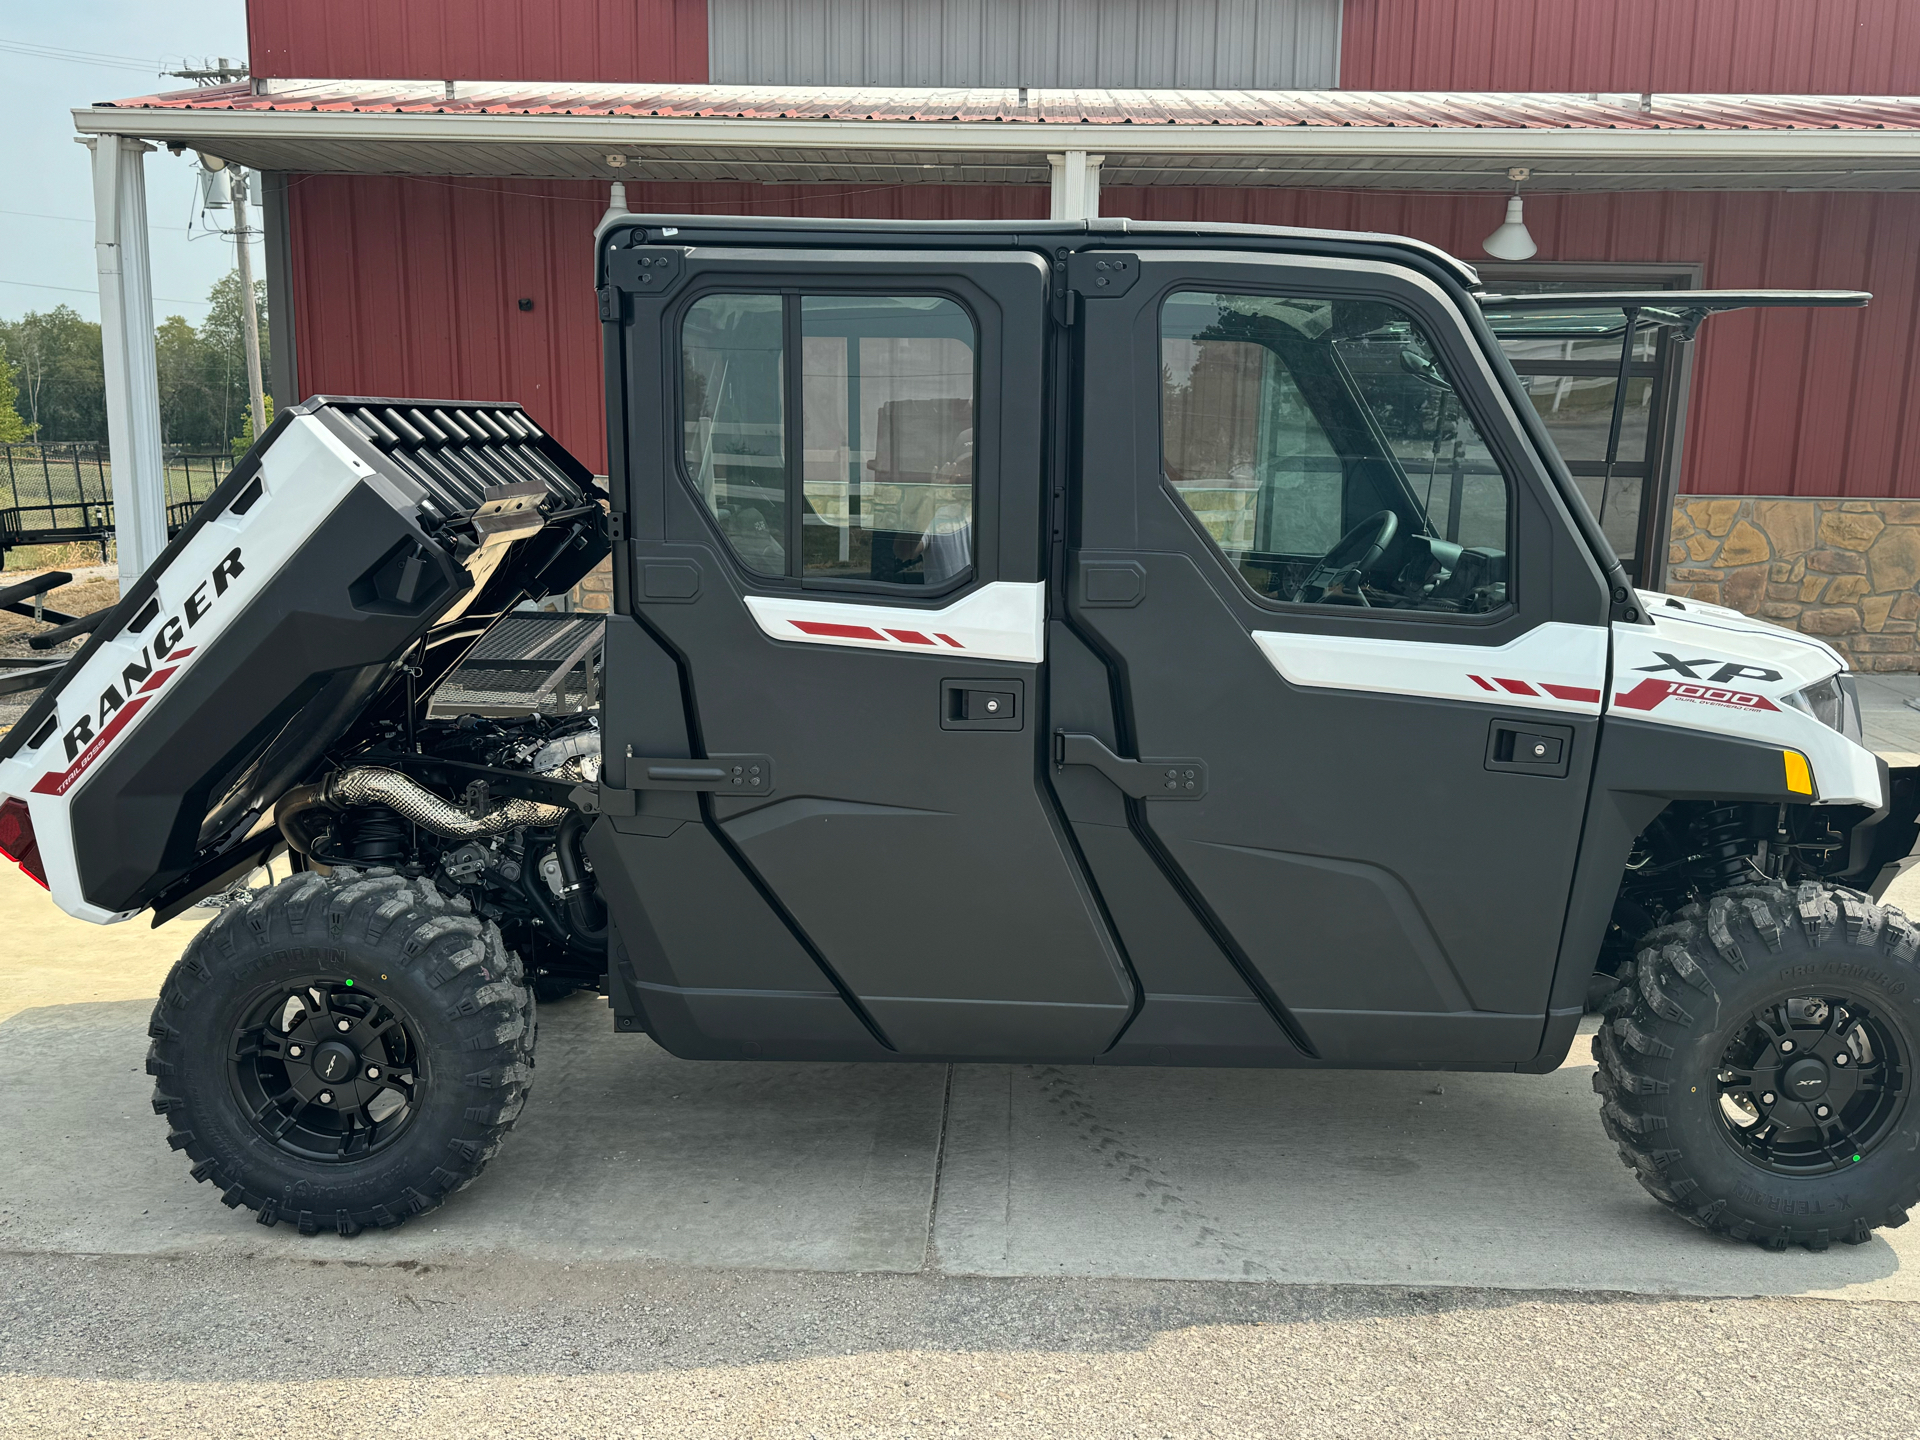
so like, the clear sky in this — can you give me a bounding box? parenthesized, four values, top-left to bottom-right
(1, 2, 259, 326)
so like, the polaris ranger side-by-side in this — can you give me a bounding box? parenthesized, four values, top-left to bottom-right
(0, 218, 1913, 1250)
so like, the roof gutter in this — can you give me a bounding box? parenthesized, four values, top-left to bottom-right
(72, 104, 1919, 162)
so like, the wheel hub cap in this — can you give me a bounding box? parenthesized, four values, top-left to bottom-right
(313, 1040, 359, 1084)
(1783, 1056, 1830, 1101)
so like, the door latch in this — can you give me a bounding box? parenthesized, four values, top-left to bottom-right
(1054, 732, 1207, 799)
(1484, 720, 1574, 778)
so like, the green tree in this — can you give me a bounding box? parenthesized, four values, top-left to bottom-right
(0, 271, 270, 447)
(195, 270, 270, 449)
(155, 313, 211, 445)
(0, 351, 34, 442)
(0, 306, 104, 442)
(232, 393, 273, 454)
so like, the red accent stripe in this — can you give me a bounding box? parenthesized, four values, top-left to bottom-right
(1541, 684, 1602, 704)
(1493, 677, 1538, 696)
(1468, 674, 1497, 692)
(884, 629, 934, 645)
(791, 621, 886, 642)
(138, 666, 179, 695)
(32, 696, 152, 797)
(935, 633, 963, 648)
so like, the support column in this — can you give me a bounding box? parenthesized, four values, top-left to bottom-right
(86, 134, 167, 585)
(1047, 151, 1104, 220)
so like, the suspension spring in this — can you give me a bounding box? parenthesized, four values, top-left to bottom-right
(1689, 804, 1758, 890)
(343, 805, 410, 865)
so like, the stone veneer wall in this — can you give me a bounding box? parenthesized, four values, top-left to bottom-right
(572, 556, 614, 614)
(1667, 498, 1918, 672)
(565, 498, 1920, 671)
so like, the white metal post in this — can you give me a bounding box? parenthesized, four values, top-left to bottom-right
(86, 134, 167, 584)
(1047, 151, 1104, 220)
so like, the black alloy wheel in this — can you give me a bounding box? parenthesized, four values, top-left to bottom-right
(229, 978, 424, 1163)
(1713, 994, 1908, 1177)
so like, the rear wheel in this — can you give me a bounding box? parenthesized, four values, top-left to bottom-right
(1593, 881, 1918, 1250)
(146, 868, 535, 1235)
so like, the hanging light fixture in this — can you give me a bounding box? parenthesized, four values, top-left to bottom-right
(1482, 167, 1537, 261)
(598, 180, 630, 232)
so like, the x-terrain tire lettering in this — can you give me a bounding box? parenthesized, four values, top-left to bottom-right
(1594, 881, 1918, 1250)
(146, 869, 535, 1235)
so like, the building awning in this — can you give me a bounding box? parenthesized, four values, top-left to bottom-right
(76, 82, 1920, 191)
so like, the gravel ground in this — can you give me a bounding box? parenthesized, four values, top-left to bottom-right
(0, 565, 116, 733)
(0, 1253, 1914, 1440)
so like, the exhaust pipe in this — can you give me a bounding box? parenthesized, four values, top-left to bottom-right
(275, 766, 568, 857)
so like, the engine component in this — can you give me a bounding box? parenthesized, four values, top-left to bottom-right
(442, 842, 492, 885)
(275, 765, 567, 857)
(532, 727, 601, 780)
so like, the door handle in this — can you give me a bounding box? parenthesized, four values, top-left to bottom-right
(623, 748, 774, 793)
(1054, 732, 1207, 800)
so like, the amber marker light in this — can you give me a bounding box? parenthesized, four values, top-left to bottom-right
(1783, 750, 1814, 796)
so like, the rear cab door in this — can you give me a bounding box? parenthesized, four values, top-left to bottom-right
(599, 232, 1132, 1059)
(1058, 246, 1618, 1064)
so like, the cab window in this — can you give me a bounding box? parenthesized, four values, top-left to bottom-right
(683, 293, 977, 590)
(1160, 291, 1510, 614)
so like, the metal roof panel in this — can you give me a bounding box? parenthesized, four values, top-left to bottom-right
(97, 81, 1919, 133)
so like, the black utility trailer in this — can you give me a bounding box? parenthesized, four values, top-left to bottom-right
(0, 219, 1912, 1250)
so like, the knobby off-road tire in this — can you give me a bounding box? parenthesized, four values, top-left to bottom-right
(1594, 881, 1918, 1250)
(146, 867, 535, 1235)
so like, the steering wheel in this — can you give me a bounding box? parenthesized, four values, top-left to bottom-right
(1291, 509, 1399, 605)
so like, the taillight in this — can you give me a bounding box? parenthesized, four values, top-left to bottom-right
(0, 797, 48, 890)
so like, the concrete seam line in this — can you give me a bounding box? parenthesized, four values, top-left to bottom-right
(922, 1062, 955, 1275)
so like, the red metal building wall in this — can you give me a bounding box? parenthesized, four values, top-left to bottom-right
(289, 177, 1914, 499)
(248, 0, 708, 82)
(1341, 0, 1920, 94)
(284, 176, 1048, 473)
(1105, 187, 1919, 499)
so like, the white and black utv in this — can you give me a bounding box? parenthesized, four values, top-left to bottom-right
(0, 218, 1914, 1250)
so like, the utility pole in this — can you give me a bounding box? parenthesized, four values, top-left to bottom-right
(169, 58, 267, 443)
(229, 168, 268, 443)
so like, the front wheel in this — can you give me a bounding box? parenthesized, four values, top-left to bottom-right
(1594, 882, 1918, 1250)
(146, 868, 535, 1235)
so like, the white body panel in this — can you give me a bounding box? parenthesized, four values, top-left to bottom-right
(1251, 621, 1608, 713)
(1616, 594, 1882, 806)
(742, 581, 1046, 664)
(0, 416, 375, 923)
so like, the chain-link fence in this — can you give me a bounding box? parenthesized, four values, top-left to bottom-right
(1, 443, 235, 564)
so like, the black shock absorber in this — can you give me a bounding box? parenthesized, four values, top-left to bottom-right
(1688, 804, 1759, 890)
(341, 805, 409, 865)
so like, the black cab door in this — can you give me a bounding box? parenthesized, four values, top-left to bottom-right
(601, 237, 1131, 1060)
(1058, 249, 1616, 1064)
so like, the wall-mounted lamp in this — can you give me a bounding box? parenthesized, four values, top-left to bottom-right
(599, 180, 630, 231)
(1482, 167, 1538, 261)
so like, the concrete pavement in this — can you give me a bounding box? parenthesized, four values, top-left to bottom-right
(2, 1254, 1915, 1439)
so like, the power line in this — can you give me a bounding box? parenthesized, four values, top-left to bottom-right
(0, 38, 165, 74)
(0, 208, 93, 225)
(0, 277, 211, 307)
